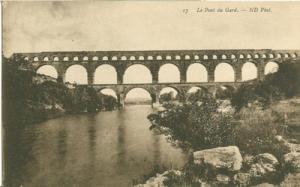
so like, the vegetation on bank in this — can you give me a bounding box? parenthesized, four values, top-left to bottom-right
(145, 60, 300, 186)
(2, 58, 118, 127)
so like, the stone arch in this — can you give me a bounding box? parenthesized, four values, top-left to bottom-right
(98, 88, 118, 99)
(33, 57, 39, 61)
(269, 54, 275, 58)
(242, 62, 258, 81)
(187, 86, 208, 94)
(36, 65, 58, 78)
(43, 56, 49, 61)
(215, 85, 235, 99)
(203, 55, 209, 60)
(159, 86, 180, 103)
(65, 64, 88, 84)
(73, 56, 79, 61)
(156, 55, 163, 60)
(264, 61, 279, 75)
(123, 64, 152, 84)
(129, 56, 136, 60)
(124, 87, 153, 104)
(94, 64, 117, 84)
(83, 56, 89, 61)
(63, 56, 69, 61)
(112, 56, 118, 61)
(53, 56, 59, 61)
(158, 63, 180, 83)
(185, 55, 191, 60)
(186, 86, 208, 102)
(147, 56, 153, 60)
(92, 56, 99, 61)
(166, 55, 172, 60)
(261, 54, 267, 58)
(214, 63, 235, 82)
(186, 63, 208, 82)
(121, 56, 127, 60)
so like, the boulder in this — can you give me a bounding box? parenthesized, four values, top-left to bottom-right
(233, 173, 251, 186)
(283, 152, 300, 172)
(249, 153, 279, 179)
(193, 146, 243, 172)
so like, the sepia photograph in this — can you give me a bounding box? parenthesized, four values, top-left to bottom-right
(2, 1, 300, 187)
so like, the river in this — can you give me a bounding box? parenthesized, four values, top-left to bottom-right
(5, 105, 189, 187)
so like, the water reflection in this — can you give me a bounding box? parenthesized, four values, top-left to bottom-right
(5, 105, 189, 187)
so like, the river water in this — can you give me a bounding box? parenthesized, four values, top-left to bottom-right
(6, 105, 189, 187)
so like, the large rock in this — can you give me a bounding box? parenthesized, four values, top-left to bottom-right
(283, 152, 300, 172)
(193, 146, 243, 172)
(249, 153, 279, 179)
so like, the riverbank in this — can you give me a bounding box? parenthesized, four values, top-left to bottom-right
(137, 97, 300, 186)
(2, 58, 119, 129)
(136, 60, 300, 186)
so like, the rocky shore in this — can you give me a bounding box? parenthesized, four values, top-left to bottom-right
(135, 143, 300, 187)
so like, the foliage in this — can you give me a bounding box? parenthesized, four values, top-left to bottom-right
(234, 106, 290, 158)
(155, 94, 236, 150)
(160, 91, 178, 103)
(231, 60, 300, 110)
(2, 58, 117, 127)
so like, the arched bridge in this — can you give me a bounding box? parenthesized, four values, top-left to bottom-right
(11, 49, 300, 106)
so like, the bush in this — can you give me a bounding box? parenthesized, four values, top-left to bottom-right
(231, 60, 300, 110)
(234, 106, 290, 158)
(153, 94, 236, 150)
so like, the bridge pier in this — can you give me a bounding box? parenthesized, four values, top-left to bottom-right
(117, 93, 125, 109)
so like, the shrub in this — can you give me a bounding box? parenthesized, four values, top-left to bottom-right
(152, 94, 236, 150)
(234, 106, 290, 158)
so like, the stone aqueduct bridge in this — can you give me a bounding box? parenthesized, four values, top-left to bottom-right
(12, 49, 300, 105)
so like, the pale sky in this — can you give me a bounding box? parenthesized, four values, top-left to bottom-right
(4, 1, 298, 98)
(3, 1, 300, 57)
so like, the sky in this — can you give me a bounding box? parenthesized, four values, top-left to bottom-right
(3, 1, 299, 98)
(3, 1, 300, 57)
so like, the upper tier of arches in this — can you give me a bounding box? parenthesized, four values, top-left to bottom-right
(35, 61, 281, 84)
(22, 50, 298, 63)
